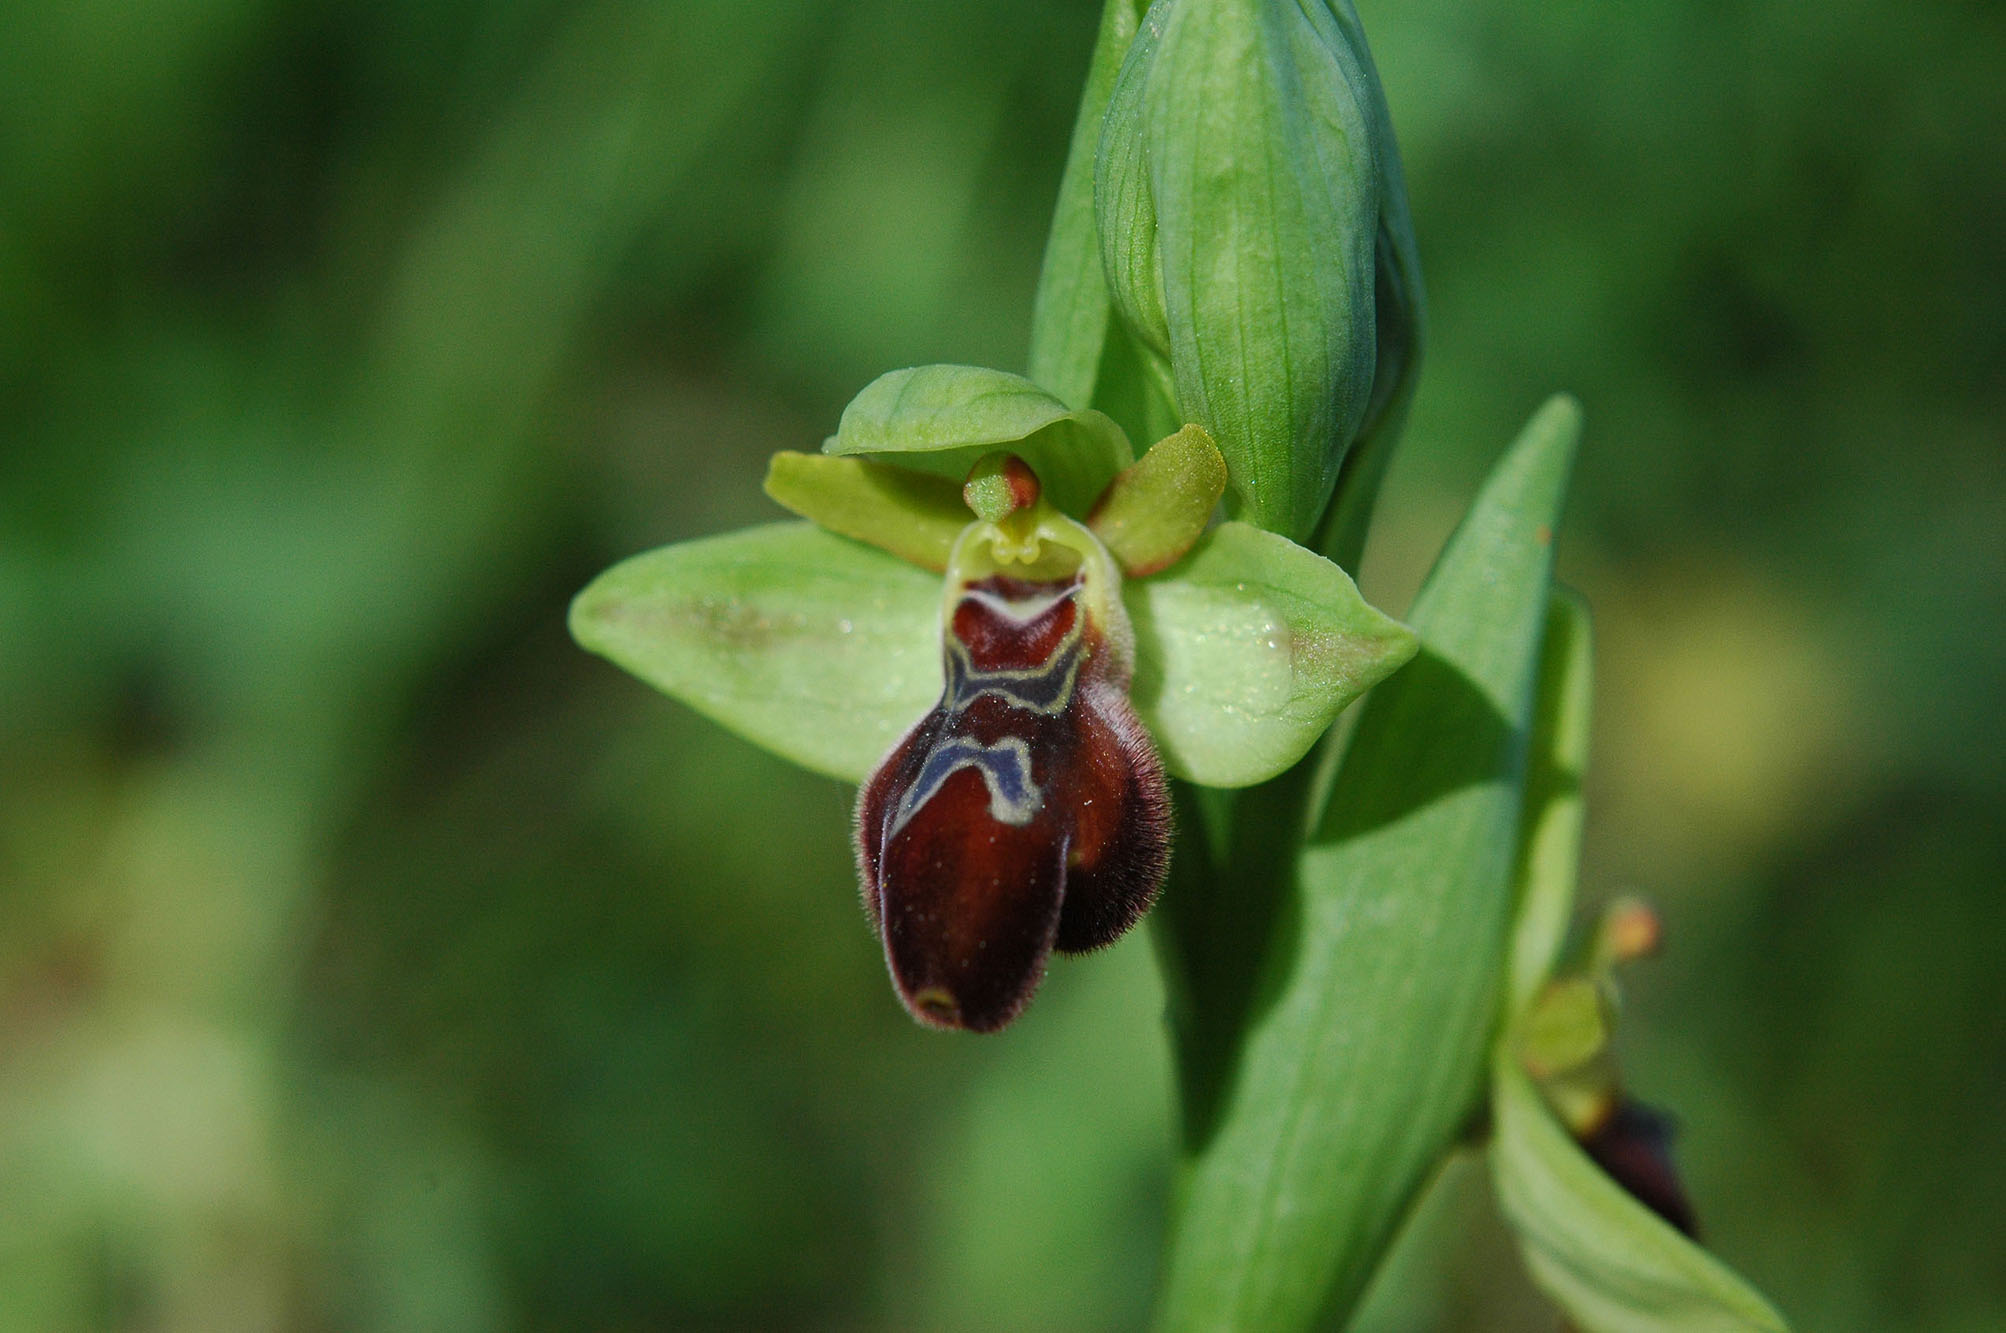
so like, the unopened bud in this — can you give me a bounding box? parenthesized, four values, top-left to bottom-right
(1096, 0, 1422, 543)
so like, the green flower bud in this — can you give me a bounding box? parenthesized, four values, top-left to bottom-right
(1096, 0, 1422, 544)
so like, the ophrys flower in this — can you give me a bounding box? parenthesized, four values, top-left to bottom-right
(571, 363, 1417, 1029)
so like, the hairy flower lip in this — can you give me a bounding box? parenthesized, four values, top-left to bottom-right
(857, 520, 1169, 1032)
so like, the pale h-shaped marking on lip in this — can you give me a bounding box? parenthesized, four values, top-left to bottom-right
(889, 734, 1042, 833)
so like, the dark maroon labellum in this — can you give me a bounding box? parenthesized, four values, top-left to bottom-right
(856, 571, 1170, 1032)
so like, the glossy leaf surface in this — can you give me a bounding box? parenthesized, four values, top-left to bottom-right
(1154, 396, 1581, 1329)
(1492, 1059, 1789, 1332)
(1508, 588, 1595, 1010)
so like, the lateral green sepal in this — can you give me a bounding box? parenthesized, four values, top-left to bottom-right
(1126, 520, 1415, 788)
(570, 522, 940, 785)
(571, 515, 1410, 794)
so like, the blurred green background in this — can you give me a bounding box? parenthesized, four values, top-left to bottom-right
(2, 0, 2000, 1328)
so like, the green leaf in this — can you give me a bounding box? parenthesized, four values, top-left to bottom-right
(1026, 0, 1148, 410)
(1088, 424, 1228, 575)
(828, 364, 1133, 517)
(1127, 521, 1415, 789)
(1491, 1057, 1791, 1333)
(569, 522, 939, 785)
(762, 451, 969, 572)
(1098, 0, 1397, 543)
(1153, 395, 1582, 1330)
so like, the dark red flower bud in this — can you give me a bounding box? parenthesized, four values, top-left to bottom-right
(1579, 1100, 1700, 1239)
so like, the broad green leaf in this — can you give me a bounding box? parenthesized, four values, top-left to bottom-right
(1492, 1058, 1791, 1333)
(1098, 0, 1397, 542)
(1154, 395, 1582, 1331)
(1026, 0, 1148, 410)
(763, 451, 969, 572)
(569, 522, 939, 785)
(1509, 588, 1595, 1009)
(828, 365, 1133, 517)
(1127, 521, 1415, 789)
(1088, 424, 1228, 575)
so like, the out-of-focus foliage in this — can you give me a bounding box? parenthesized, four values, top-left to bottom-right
(0, 1, 1999, 1329)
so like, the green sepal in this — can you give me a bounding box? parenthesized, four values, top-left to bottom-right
(828, 364, 1134, 517)
(1130, 520, 1415, 788)
(1153, 395, 1581, 1330)
(572, 513, 1411, 793)
(1491, 1057, 1790, 1332)
(569, 522, 940, 785)
(1087, 423, 1228, 576)
(763, 451, 969, 572)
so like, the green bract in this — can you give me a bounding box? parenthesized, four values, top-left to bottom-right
(1487, 593, 1792, 1333)
(572, 370, 1416, 790)
(1097, 0, 1422, 544)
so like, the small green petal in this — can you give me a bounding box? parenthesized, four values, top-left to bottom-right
(1492, 1056, 1791, 1332)
(1127, 521, 1416, 788)
(828, 364, 1134, 516)
(763, 451, 968, 572)
(1087, 423, 1227, 575)
(569, 522, 938, 785)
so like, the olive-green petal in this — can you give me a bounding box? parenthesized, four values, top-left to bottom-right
(828, 364, 1133, 517)
(1088, 423, 1228, 576)
(569, 522, 939, 785)
(1126, 520, 1416, 788)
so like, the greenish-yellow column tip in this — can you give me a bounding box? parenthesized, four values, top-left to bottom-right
(962, 452, 1041, 523)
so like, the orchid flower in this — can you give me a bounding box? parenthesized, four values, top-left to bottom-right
(571, 362, 1417, 1030)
